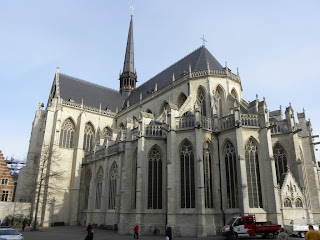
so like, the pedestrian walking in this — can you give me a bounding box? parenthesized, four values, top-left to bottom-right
(84, 228, 94, 240)
(86, 223, 92, 233)
(133, 223, 139, 239)
(277, 228, 289, 240)
(166, 225, 172, 240)
(306, 225, 320, 240)
(228, 226, 237, 240)
(22, 219, 27, 232)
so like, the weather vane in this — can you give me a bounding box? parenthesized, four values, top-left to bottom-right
(130, 3, 135, 16)
(200, 35, 207, 46)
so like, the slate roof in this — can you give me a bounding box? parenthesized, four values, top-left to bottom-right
(59, 74, 123, 112)
(124, 46, 224, 107)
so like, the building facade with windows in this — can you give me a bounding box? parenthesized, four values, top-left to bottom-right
(15, 15, 320, 237)
(0, 151, 16, 202)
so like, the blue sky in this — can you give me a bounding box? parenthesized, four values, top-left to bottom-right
(0, 0, 319, 161)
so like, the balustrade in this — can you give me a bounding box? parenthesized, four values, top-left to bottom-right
(201, 116, 213, 130)
(270, 121, 289, 134)
(241, 114, 259, 127)
(176, 116, 195, 129)
(145, 125, 164, 137)
(220, 115, 235, 131)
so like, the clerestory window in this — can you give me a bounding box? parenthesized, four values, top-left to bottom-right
(59, 118, 75, 148)
(273, 143, 288, 183)
(83, 123, 95, 152)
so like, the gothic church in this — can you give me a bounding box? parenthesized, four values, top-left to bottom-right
(15, 14, 320, 237)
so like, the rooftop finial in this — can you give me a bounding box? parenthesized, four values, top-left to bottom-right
(200, 35, 207, 46)
(130, 3, 135, 16)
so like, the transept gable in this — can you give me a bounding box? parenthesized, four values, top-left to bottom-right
(280, 170, 304, 202)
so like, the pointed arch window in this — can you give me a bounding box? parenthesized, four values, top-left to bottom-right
(284, 198, 292, 207)
(295, 198, 303, 208)
(131, 149, 137, 209)
(83, 123, 95, 152)
(177, 93, 187, 109)
(197, 88, 206, 116)
(95, 167, 103, 209)
(180, 141, 195, 208)
(213, 89, 223, 117)
(224, 140, 239, 208)
(245, 138, 263, 208)
(84, 170, 91, 210)
(59, 118, 75, 148)
(203, 142, 214, 208)
(148, 147, 162, 209)
(273, 143, 288, 183)
(102, 127, 112, 140)
(109, 162, 118, 209)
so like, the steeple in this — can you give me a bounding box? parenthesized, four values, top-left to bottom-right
(119, 11, 137, 97)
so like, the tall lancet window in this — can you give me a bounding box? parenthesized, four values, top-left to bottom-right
(197, 88, 207, 116)
(109, 162, 118, 210)
(273, 143, 288, 183)
(59, 118, 75, 148)
(203, 142, 214, 208)
(83, 123, 95, 152)
(95, 167, 103, 209)
(180, 140, 195, 208)
(245, 138, 263, 208)
(148, 147, 162, 209)
(131, 149, 137, 209)
(84, 170, 91, 210)
(224, 140, 239, 208)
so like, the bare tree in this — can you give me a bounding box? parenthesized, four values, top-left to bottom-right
(26, 145, 65, 231)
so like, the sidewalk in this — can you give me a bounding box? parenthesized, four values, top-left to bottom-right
(21, 226, 224, 240)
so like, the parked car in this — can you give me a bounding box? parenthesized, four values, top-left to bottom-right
(0, 227, 24, 240)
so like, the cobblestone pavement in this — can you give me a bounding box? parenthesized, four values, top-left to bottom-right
(19, 226, 301, 240)
(20, 226, 225, 240)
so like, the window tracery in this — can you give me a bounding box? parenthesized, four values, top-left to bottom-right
(84, 171, 91, 209)
(95, 167, 103, 209)
(273, 143, 288, 183)
(197, 88, 206, 116)
(245, 138, 263, 208)
(59, 118, 75, 148)
(224, 140, 239, 208)
(180, 141, 195, 208)
(102, 127, 112, 139)
(148, 147, 162, 209)
(83, 123, 95, 152)
(203, 142, 214, 208)
(284, 198, 292, 207)
(295, 198, 303, 208)
(109, 162, 118, 209)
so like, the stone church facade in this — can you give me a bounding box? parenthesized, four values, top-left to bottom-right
(15, 15, 320, 237)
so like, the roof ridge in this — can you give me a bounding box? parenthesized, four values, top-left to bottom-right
(59, 73, 119, 93)
(135, 46, 204, 90)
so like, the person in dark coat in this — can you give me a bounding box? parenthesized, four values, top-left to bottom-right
(228, 226, 237, 240)
(86, 223, 92, 233)
(84, 228, 94, 240)
(22, 219, 27, 232)
(166, 226, 172, 240)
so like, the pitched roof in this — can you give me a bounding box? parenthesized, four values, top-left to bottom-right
(59, 74, 123, 112)
(124, 46, 223, 107)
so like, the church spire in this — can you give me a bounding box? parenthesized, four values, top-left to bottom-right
(119, 6, 137, 97)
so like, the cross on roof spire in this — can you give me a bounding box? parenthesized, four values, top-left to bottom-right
(130, 3, 135, 16)
(200, 35, 207, 46)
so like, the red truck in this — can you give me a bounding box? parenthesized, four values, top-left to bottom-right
(221, 215, 281, 239)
